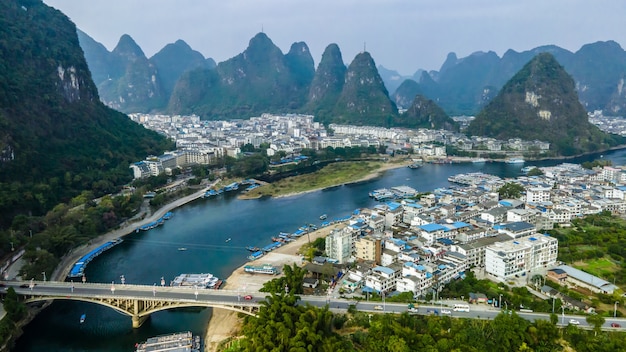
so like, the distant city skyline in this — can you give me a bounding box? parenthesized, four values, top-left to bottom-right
(43, 0, 625, 75)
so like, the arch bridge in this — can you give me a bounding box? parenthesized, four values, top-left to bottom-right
(4, 281, 261, 328)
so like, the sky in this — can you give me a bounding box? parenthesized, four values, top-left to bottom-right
(43, 0, 625, 76)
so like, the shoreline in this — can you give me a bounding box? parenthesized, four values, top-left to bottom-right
(51, 184, 216, 281)
(203, 223, 344, 351)
(239, 159, 414, 201)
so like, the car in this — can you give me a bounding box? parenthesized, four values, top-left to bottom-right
(243, 295, 253, 300)
(441, 309, 452, 315)
(373, 305, 383, 310)
(611, 323, 621, 328)
(569, 319, 580, 325)
(19, 284, 29, 288)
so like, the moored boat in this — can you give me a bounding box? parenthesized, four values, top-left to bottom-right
(319, 214, 327, 220)
(505, 158, 525, 164)
(80, 314, 86, 324)
(135, 331, 200, 352)
(171, 273, 220, 289)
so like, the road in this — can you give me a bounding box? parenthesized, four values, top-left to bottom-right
(3, 280, 625, 331)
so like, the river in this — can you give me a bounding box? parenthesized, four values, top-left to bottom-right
(13, 150, 626, 351)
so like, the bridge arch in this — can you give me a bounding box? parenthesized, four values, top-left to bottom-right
(22, 295, 260, 328)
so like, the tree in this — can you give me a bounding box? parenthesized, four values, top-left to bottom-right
(586, 314, 605, 335)
(498, 182, 524, 199)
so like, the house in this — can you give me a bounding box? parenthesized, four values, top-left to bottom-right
(469, 292, 489, 304)
(555, 265, 619, 294)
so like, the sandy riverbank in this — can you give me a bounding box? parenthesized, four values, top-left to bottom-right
(203, 223, 345, 351)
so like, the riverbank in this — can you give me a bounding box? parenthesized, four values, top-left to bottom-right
(203, 223, 344, 351)
(51, 182, 218, 281)
(239, 158, 414, 200)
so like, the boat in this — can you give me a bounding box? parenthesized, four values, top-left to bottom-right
(80, 314, 86, 324)
(225, 238, 231, 243)
(408, 163, 422, 169)
(135, 331, 200, 352)
(177, 247, 187, 251)
(244, 264, 279, 275)
(171, 273, 221, 289)
(472, 158, 487, 163)
(245, 246, 260, 252)
(319, 214, 327, 220)
(505, 158, 525, 164)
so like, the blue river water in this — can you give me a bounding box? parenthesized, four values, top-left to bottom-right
(13, 150, 626, 351)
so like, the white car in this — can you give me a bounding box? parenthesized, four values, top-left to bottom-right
(441, 309, 452, 315)
(569, 319, 580, 325)
(374, 305, 384, 311)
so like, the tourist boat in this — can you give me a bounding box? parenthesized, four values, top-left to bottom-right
(171, 273, 221, 289)
(135, 331, 200, 352)
(505, 158, 525, 164)
(80, 314, 86, 324)
(225, 238, 231, 243)
(245, 246, 260, 252)
(408, 163, 422, 169)
(177, 247, 187, 251)
(244, 264, 279, 275)
(319, 214, 327, 220)
(472, 158, 487, 163)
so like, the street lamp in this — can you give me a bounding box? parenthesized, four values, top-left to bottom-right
(42, 271, 46, 282)
(382, 291, 386, 311)
(153, 283, 156, 297)
(552, 297, 556, 314)
(615, 301, 619, 318)
(499, 294, 502, 309)
(110, 281, 115, 295)
(504, 301, 508, 312)
(561, 306, 565, 325)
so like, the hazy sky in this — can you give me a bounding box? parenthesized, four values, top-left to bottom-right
(44, 0, 625, 75)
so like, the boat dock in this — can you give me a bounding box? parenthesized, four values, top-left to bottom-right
(135, 212, 173, 232)
(135, 331, 200, 352)
(68, 239, 123, 278)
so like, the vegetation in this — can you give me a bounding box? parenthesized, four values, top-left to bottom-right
(0, 0, 172, 230)
(549, 211, 626, 287)
(230, 293, 626, 351)
(244, 161, 386, 198)
(395, 94, 459, 132)
(466, 53, 625, 156)
(582, 159, 613, 170)
(497, 182, 525, 199)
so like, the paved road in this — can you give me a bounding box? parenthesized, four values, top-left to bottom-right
(4, 280, 625, 331)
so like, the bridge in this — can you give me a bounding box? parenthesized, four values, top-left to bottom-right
(1, 280, 262, 328)
(5, 280, 626, 331)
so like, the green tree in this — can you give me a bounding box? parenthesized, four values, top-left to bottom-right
(498, 182, 525, 199)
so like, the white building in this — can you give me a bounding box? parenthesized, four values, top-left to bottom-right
(325, 226, 353, 264)
(485, 234, 558, 280)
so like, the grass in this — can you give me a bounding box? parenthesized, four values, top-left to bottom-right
(572, 257, 619, 279)
(242, 161, 385, 198)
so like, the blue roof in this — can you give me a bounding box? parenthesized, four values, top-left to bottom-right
(420, 223, 448, 232)
(386, 202, 402, 210)
(452, 221, 470, 229)
(437, 238, 454, 245)
(373, 266, 395, 276)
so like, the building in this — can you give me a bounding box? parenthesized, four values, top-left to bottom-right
(325, 226, 353, 264)
(484, 234, 558, 280)
(354, 235, 382, 264)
